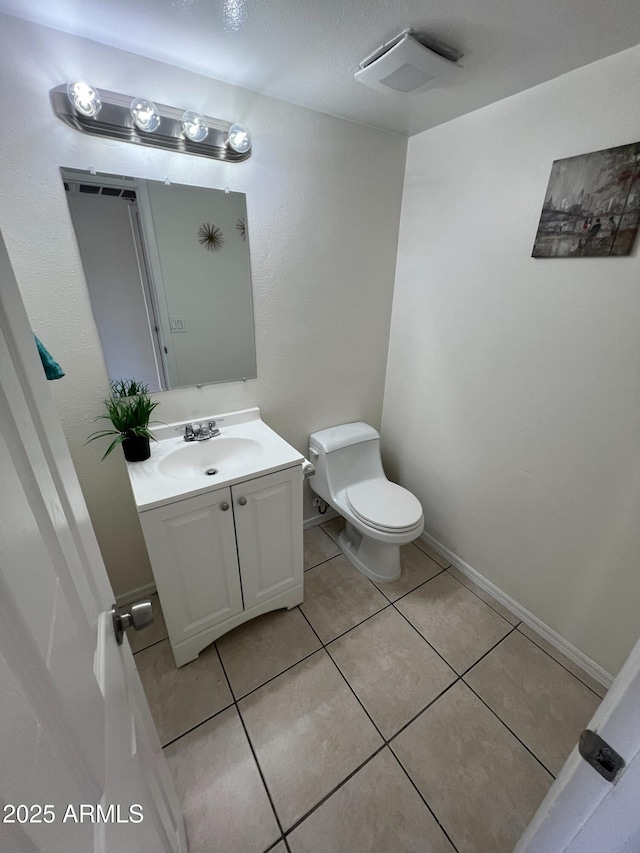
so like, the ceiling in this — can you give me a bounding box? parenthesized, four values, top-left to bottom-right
(3, 0, 640, 136)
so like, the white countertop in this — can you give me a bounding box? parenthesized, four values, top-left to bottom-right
(127, 407, 304, 512)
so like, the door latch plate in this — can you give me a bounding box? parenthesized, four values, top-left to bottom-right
(579, 729, 625, 783)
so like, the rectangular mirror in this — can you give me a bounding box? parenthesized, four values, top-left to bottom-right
(62, 168, 257, 391)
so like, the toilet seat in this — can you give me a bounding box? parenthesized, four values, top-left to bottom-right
(346, 479, 423, 532)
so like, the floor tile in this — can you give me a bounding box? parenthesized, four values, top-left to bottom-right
(287, 748, 454, 853)
(328, 608, 456, 739)
(517, 622, 607, 698)
(217, 607, 321, 698)
(165, 706, 280, 853)
(300, 555, 388, 643)
(395, 572, 513, 673)
(413, 538, 451, 568)
(128, 593, 169, 653)
(304, 525, 341, 570)
(392, 681, 552, 853)
(136, 640, 232, 745)
(320, 515, 346, 544)
(374, 543, 443, 601)
(447, 566, 520, 626)
(239, 650, 383, 830)
(465, 630, 601, 775)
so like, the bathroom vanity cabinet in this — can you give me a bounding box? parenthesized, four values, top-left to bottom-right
(139, 465, 303, 666)
(126, 409, 306, 667)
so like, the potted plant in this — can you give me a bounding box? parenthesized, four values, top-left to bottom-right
(87, 379, 161, 462)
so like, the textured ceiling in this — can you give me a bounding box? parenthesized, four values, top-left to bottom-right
(2, 0, 640, 135)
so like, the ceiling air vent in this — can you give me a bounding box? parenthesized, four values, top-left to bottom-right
(64, 182, 137, 202)
(355, 29, 460, 95)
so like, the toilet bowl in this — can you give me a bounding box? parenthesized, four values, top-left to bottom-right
(308, 423, 424, 583)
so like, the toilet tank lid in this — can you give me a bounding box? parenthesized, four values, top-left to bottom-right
(309, 422, 380, 453)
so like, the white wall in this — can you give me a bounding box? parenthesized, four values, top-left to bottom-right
(0, 15, 406, 598)
(383, 45, 640, 677)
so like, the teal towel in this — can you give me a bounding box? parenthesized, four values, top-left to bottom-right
(34, 335, 65, 380)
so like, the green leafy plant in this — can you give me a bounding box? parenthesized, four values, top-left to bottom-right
(110, 378, 150, 398)
(87, 386, 161, 460)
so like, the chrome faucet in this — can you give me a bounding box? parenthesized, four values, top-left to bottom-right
(177, 420, 222, 442)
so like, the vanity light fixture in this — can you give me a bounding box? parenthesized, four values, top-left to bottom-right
(131, 98, 161, 132)
(51, 83, 252, 162)
(182, 110, 209, 143)
(227, 123, 251, 154)
(66, 81, 102, 118)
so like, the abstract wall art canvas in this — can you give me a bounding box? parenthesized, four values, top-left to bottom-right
(532, 142, 640, 258)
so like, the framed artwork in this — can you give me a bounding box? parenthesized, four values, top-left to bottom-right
(532, 142, 640, 257)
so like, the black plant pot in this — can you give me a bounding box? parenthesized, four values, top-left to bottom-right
(122, 434, 151, 462)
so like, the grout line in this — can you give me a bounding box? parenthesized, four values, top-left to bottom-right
(281, 745, 387, 839)
(160, 700, 235, 750)
(461, 678, 556, 780)
(213, 644, 288, 841)
(132, 634, 170, 656)
(413, 538, 452, 569)
(391, 600, 463, 675)
(298, 603, 461, 850)
(228, 641, 323, 703)
(311, 601, 392, 646)
(298, 609, 386, 742)
(386, 678, 460, 743)
(378, 567, 447, 605)
(303, 552, 342, 572)
(458, 624, 519, 678)
(387, 747, 461, 853)
(515, 626, 605, 699)
(445, 568, 521, 627)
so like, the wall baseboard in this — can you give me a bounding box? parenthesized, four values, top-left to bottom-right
(304, 508, 339, 530)
(420, 531, 614, 691)
(116, 581, 157, 607)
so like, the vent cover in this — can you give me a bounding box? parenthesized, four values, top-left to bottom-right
(355, 31, 460, 95)
(64, 182, 137, 201)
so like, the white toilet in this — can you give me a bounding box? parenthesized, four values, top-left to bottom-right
(309, 423, 424, 583)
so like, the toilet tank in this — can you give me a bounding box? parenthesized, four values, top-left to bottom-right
(309, 423, 385, 502)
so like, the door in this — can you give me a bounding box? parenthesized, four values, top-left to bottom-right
(0, 231, 187, 853)
(517, 627, 640, 851)
(233, 466, 303, 609)
(138, 488, 243, 653)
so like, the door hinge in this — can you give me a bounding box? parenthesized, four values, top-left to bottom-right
(579, 729, 625, 783)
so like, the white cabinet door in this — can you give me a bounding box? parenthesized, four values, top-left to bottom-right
(139, 488, 243, 648)
(233, 467, 303, 609)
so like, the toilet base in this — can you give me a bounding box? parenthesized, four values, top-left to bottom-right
(338, 523, 402, 584)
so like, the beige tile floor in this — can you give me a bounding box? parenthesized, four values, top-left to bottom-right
(132, 522, 605, 853)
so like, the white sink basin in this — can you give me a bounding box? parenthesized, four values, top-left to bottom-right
(158, 436, 263, 480)
(125, 408, 305, 512)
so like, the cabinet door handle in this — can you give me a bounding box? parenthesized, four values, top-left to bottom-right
(238, 497, 247, 506)
(220, 501, 230, 511)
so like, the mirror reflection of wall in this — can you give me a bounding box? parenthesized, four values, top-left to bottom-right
(62, 169, 257, 391)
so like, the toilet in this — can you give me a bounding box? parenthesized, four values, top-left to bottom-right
(309, 423, 424, 583)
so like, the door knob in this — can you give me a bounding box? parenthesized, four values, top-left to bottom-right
(111, 601, 154, 645)
(238, 497, 247, 506)
(220, 501, 230, 511)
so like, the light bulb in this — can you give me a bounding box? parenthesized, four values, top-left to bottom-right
(227, 122, 251, 154)
(182, 110, 208, 142)
(67, 81, 102, 118)
(131, 98, 161, 132)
